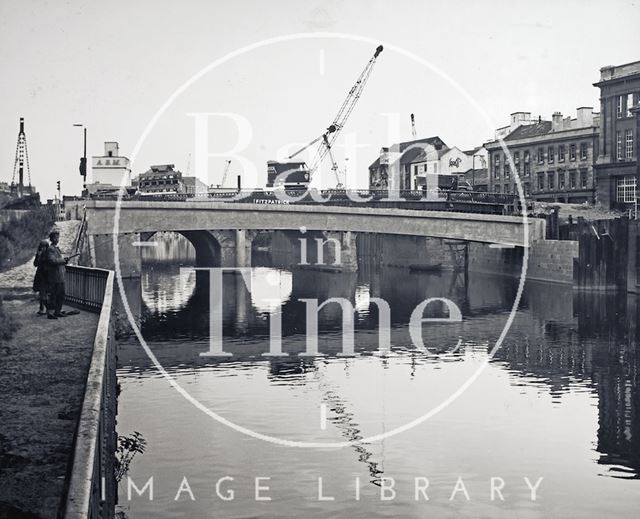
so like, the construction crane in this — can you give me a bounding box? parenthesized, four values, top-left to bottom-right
(216, 159, 232, 188)
(11, 117, 32, 197)
(410, 113, 417, 138)
(288, 44, 384, 188)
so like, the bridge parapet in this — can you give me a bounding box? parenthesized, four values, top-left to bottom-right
(79, 200, 544, 277)
(85, 201, 543, 244)
(63, 267, 117, 519)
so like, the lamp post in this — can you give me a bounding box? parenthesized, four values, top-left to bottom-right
(471, 154, 476, 190)
(344, 157, 349, 189)
(73, 124, 87, 190)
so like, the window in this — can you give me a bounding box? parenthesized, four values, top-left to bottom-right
(569, 144, 576, 161)
(504, 158, 510, 178)
(626, 129, 634, 159)
(495, 184, 501, 193)
(559, 171, 565, 190)
(523, 151, 530, 176)
(558, 145, 565, 162)
(617, 131, 623, 160)
(523, 182, 530, 196)
(548, 172, 555, 190)
(580, 142, 588, 160)
(504, 184, 511, 194)
(617, 176, 636, 203)
(617, 95, 624, 118)
(537, 148, 544, 164)
(580, 170, 588, 189)
(627, 93, 634, 117)
(547, 146, 554, 163)
(538, 173, 545, 191)
(514, 151, 520, 174)
(493, 154, 500, 178)
(569, 170, 577, 189)
(108, 151, 113, 157)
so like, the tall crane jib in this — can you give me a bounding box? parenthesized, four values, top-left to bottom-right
(11, 117, 33, 198)
(217, 159, 232, 188)
(287, 44, 384, 188)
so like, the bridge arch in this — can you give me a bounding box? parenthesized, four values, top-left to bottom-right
(141, 230, 222, 267)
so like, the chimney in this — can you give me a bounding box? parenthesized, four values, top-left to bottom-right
(552, 112, 563, 131)
(599, 65, 614, 81)
(510, 112, 531, 132)
(576, 107, 593, 127)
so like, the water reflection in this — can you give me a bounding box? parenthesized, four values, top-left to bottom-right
(493, 292, 640, 479)
(115, 233, 640, 518)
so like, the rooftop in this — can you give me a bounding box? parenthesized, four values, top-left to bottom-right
(596, 60, 640, 84)
(504, 121, 553, 141)
(149, 164, 176, 172)
(369, 136, 448, 169)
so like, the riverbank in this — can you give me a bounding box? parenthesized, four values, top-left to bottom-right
(0, 296, 99, 518)
(0, 219, 99, 518)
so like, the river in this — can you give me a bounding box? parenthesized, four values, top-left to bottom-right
(115, 232, 639, 518)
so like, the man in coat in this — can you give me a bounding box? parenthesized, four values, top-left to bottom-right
(45, 229, 69, 319)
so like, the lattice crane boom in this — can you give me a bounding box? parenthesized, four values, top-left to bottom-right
(11, 117, 32, 197)
(288, 45, 383, 187)
(217, 159, 232, 188)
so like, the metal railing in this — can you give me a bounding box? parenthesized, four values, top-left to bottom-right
(63, 267, 116, 519)
(65, 266, 111, 313)
(91, 189, 519, 214)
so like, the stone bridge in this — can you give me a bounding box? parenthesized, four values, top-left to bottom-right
(78, 200, 546, 277)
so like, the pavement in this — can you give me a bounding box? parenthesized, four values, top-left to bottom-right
(0, 219, 99, 518)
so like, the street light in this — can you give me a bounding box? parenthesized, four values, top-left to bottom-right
(73, 123, 87, 189)
(344, 157, 349, 189)
(471, 154, 476, 190)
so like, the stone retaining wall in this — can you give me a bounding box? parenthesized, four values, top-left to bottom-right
(468, 240, 579, 284)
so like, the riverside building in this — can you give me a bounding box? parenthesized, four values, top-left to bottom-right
(485, 110, 599, 203)
(593, 60, 640, 208)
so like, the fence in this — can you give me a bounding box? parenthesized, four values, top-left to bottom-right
(63, 267, 117, 519)
(65, 266, 110, 313)
(91, 189, 519, 215)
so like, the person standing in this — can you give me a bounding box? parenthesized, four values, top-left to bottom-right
(45, 229, 69, 320)
(32, 239, 49, 315)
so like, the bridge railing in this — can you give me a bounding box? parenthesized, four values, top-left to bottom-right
(91, 189, 519, 214)
(63, 267, 117, 519)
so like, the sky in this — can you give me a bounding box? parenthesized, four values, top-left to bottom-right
(1, 0, 639, 199)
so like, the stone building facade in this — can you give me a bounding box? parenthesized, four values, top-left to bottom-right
(593, 60, 640, 209)
(485, 109, 599, 203)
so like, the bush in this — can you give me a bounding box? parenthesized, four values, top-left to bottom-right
(0, 208, 54, 270)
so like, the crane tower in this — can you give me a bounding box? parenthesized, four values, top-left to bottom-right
(11, 117, 33, 197)
(286, 44, 384, 188)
